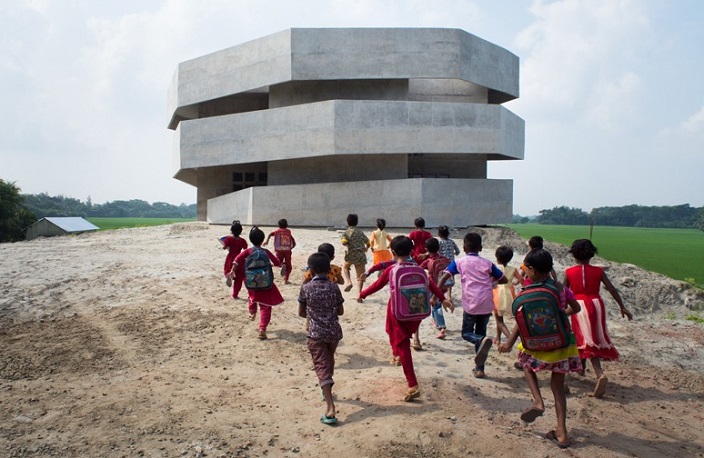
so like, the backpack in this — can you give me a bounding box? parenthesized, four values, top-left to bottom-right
(274, 230, 293, 251)
(389, 263, 431, 321)
(511, 280, 571, 351)
(427, 256, 453, 290)
(244, 248, 274, 290)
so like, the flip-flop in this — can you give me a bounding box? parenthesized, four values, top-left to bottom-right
(403, 386, 420, 402)
(546, 430, 570, 449)
(320, 414, 338, 425)
(520, 406, 544, 423)
(592, 376, 608, 398)
(344, 284, 353, 292)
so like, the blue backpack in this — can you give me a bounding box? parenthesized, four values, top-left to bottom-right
(244, 248, 274, 290)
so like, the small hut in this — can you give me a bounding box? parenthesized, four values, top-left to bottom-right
(25, 217, 99, 241)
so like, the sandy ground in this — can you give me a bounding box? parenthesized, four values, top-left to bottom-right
(1, 222, 703, 458)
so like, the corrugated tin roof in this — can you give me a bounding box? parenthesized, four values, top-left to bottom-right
(43, 217, 100, 232)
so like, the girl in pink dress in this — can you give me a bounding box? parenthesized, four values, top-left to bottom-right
(564, 239, 633, 398)
(221, 221, 248, 299)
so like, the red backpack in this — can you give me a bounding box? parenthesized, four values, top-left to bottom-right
(427, 255, 453, 291)
(389, 263, 431, 321)
(274, 230, 293, 251)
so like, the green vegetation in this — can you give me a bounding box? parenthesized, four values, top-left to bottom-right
(22, 193, 196, 219)
(506, 224, 704, 289)
(0, 179, 37, 242)
(685, 314, 704, 325)
(87, 217, 195, 230)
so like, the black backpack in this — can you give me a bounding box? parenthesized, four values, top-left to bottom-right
(244, 248, 274, 290)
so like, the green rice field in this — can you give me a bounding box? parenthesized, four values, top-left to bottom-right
(506, 224, 704, 289)
(87, 217, 195, 231)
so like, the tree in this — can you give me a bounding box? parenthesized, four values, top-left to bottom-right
(0, 179, 37, 242)
(537, 206, 589, 225)
(699, 207, 704, 232)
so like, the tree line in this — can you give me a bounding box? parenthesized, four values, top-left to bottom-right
(1, 178, 196, 242)
(21, 193, 196, 219)
(515, 204, 704, 230)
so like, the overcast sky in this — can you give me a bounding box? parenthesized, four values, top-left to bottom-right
(1, 0, 702, 215)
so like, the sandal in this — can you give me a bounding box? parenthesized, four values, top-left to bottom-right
(320, 414, 338, 425)
(545, 430, 570, 448)
(520, 406, 544, 423)
(389, 356, 401, 366)
(403, 386, 420, 402)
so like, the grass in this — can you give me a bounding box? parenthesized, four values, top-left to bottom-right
(506, 224, 704, 289)
(87, 217, 195, 231)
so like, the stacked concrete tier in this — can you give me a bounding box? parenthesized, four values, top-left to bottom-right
(168, 28, 524, 227)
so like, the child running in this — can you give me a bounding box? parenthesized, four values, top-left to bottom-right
(419, 237, 452, 340)
(408, 217, 432, 263)
(358, 236, 453, 401)
(233, 227, 284, 340)
(264, 219, 296, 284)
(298, 252, 345, 425)
(369, 218, 393, 270)
(302, 243, 344, 285)
(564, 239, 633, 398)
(438, 232, 507, 378)
(221, 220, 248, 299)
(341, 213, 370, 295)
(437, 225, 460, 300)
(492, 245, 523, 345)
(499, 249, 582, 449)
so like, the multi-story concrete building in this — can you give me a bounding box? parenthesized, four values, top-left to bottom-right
(167, 28, 524, 227)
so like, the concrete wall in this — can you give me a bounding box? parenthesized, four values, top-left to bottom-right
(207, 178, 512, 228)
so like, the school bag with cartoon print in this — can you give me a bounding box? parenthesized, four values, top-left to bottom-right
(274, 230, 293, 251)
(389, 262, 431, 321)
(511, 279, 571, 351)
(244, 248, 274, 290)
(427, 255, 453, 290)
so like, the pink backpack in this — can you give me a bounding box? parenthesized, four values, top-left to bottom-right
(389, 263, 431, 321)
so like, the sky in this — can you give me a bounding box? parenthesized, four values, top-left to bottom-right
(1, 0, 702, 215)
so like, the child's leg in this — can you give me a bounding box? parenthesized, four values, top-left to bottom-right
(308, 339, 338, 418)
(354, 263, 366, 296)
(232, 275, 244, 299)
(523, 368, 545, 412)
(494, 313, 510, 344)
(248, 296, 257, 317)
(259, 305, 272, 331)
(282, 251, 292, 282)
(394, 338, 418, 389)
(342, 261, 353, 291)
(590, 357, 608, 397)
(550, 372, 569, 443)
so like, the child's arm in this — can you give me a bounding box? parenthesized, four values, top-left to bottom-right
(601, 272, 633, 320)
(513, 268, 524, 286)
(453, 240, 460, 256)
(298, 301, 307, 318)
(337, 302, 344, 316)
(334, 270, 345, 285)
(359, 267, 390, 300)
(263, 231, 274, 246)
(498, 325, 520, 353)
(265, 249, 282, 267)
(491, 264, 508, 285)
(428, 278, 454, 313)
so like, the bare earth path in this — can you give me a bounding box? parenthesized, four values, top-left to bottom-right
(1, 223, 702, 457)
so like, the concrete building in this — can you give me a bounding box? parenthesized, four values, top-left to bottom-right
(167, 28, 524, 227)
(25, 217, 99, 240)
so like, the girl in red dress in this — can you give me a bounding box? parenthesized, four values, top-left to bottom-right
(564, 239, 633, 398)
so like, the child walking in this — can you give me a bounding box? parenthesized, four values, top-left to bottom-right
(419, 237, 452, 340)
(492, 245, 523, 345)
(298, 252, 345, 425)
(221, 220, 248, 299)
(264, 219, 296, 284)
(233, 227, 284, 340)
(358, 236, 453, 402)
(437, 225, 460, 300)
(408, 217, 432, 263)
(438, 232, 506, 378)
(369, 218, 393, 269)
(499, 249, 583, 449)
(341, 213, 370, 295)
(564, 239, 633, 398)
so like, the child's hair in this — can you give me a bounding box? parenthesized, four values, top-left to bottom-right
(569, 239, 598, 262)
(523, 248, 553, 274)
(376, 218, 386, 230)
(463, 232, 482, 252)
(278, 219, 288, 229)
(495, 245, 514, 266)
(249, 226, 265, 246)
(307, 252, 331, 276)
(230, 220, 243, 237)
(317, 242, 335, 260)
(347, 213, 358, 227)
(414, 217, 425, 229)
(528, 235, 544, 250)
(425, 237, 440, 254)
(390, 235, 413, 257)
(438, 225, 450, 239)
